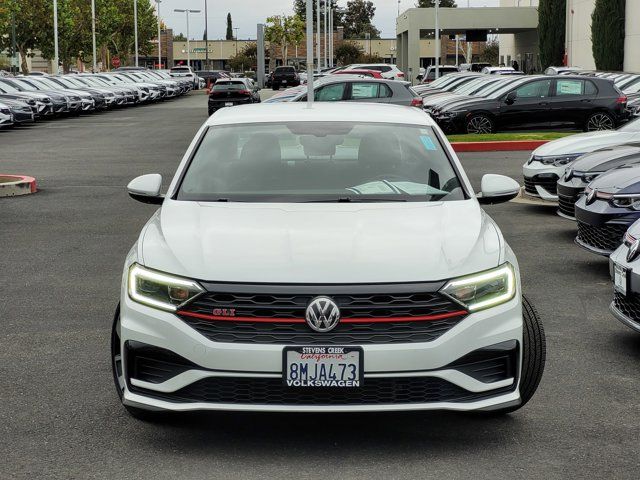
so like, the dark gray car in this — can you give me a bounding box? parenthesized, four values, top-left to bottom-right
(557, 143, 640, 219)
(288, 78, 421, 107)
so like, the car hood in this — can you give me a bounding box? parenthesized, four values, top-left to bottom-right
(440, 97, 494, 111)
(590, 164, 640, 193)
(533, 130, 640, 156)
(140, 200, 503, 283)
(572, 144, 640, 172)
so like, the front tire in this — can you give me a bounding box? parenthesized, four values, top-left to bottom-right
(584, 111, 615, 132)
(466, 114, 494, 134)
(111, 305, 167, 421)
(482, 295, 546, 415)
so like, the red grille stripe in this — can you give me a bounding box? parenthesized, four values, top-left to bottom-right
(176, 310, 467, 324)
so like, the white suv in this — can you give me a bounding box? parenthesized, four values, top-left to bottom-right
(347, 63, 405, 80)
(170, 66, 199, 89)
(113, 103, 545, 419)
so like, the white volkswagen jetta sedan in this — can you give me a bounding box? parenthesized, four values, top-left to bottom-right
(113, 103, 545, 419)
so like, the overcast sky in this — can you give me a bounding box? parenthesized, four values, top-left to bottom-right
(160, 0, 499, 41)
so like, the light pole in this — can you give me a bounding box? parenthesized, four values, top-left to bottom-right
(316, 0, 320, 73)
(323, 1, 328, 69)
(306, 0, 314, 107)
(53, 0, 60, 74)
(204, 0, 209, 69)
(91, 0, 97, 71)
(155, 0, 162, 69)
(175, 9, 201, 68)
(10, 11, 17, 74)
(328, 5, 333, 68)
(435, 0, 440, 80)
(134, 0, 139, 67)
(234, 27, 239, 56)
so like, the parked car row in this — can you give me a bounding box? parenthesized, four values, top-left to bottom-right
(520, 118, 640, 333)
(0, 70, 193, 130)
(415, 71, 630, 134)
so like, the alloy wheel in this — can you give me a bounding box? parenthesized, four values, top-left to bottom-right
(586, 113, 614, 131)
(467, 115, 493, 134)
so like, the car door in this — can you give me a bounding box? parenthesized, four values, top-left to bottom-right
(549, 78, 598, 127)
(345, 82, 388, 104)
(499, 79, 553, 129)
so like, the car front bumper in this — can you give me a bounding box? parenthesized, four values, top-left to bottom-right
(119, 286, 524, 413)
(609, 246, 640, 332)
(522, 161, 566, 202)
(575, 199, 640, 256)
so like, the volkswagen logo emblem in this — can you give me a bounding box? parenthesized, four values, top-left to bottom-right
(628, 239, 640, 263)
(305, 296, 341, 332)
(564, 168, 573, 181)
(586, 189, 597, 205)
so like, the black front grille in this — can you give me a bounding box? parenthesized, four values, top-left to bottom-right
(178, 290, 466, 344)
(131, 376, 513, 406)
(613, 291, 640, 321)
(524, 175, 558, 196)
(127, 342, 196, 384)
(557, 184, 583, 218)
(576, 222, 628, 253)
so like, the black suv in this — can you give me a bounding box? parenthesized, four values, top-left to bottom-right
(271, 66, 300, 90)
(434, 76, 629, 134)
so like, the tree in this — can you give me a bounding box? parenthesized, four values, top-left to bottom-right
(416, 0, 457, 6)
(479, 39, 499, 64)
(264, 15, 305, 64)
(226, 13, 233, 40)
(293, 0, 343, 26)
(173, 32, 187, 41)
(591, 0, 625, 71)
(342, 0, 380, 39)
(538, 0, 565, 70)
(334, 41, 363, 65)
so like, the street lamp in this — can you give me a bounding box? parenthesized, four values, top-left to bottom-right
(204, 0, 209, 69)
(155, 0, 162, 69)
(435, 0, 440, 80)
(324, 1, 328, 69)
(316, 0, 320, 73)
(234, 27, 240, 56)
(134, 0, 139, 67)
(174, 9, 201, 68)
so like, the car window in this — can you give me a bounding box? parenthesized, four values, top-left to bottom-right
(379, 84, 393, 98)
(350, 82, 379, 99)
(177, 122, 465, 203)
(315, 83, 345, 101)
(514, 80, 552, 98)
(555, 79, 594, 96)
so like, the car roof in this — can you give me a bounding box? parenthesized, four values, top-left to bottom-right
(205, 102, 435, 127)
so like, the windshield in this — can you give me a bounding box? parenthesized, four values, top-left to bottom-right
(0, 81, 20, 92)
(427, 75, 458, 88)
(619, 118, 640, 132)
(171, 67, 190, 72)
(10, 79, 38, 91)
(486, 78, 529, 99)
(37, 78, 68, 89)
(177, 122, 465, 202)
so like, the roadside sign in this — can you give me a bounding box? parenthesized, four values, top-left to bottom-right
(112, 56, 121, 68)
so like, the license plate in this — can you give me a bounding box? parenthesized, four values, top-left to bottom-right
(614, 263, 628, 296)
(225, 102, 234, 107)
(282, 80, 287, 84)
(283, 346, 362, 387)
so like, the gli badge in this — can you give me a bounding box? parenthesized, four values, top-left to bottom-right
(586, 188, 598, 205)
(212, 308, 236, 317)
(628, 239, 640, 263)
(305, 296, 341, 332)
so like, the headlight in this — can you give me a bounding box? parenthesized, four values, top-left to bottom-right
(611, 195, 640, 210)
(441, 263, 516, 312)
(127, 264, 204, 312)
(538, 154, 582, 167)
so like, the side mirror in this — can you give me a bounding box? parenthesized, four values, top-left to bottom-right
(504, 91, 517, 105)
(477, 174, 520, 205)
(127, 174, 164, 205)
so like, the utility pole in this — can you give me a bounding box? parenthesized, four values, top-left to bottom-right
(53, 0, 60, 74)
(234, 27, 239, 56)
(329, 5, 333, 68)
(257, 23, 265, 88)
(204, 0, 209, 69)
(91, 0, 97, 71)
(435, 0, 440, 80)
(155, 0, 162, 68)
(134, 0, 139, 67)
(306, 0, 314, 107)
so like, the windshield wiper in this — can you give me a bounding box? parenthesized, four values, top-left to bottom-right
(303, 197, 408, 203)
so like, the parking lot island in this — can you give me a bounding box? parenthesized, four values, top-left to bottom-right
(0, 175, 37, 197)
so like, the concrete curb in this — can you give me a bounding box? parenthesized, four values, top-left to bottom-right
(0, 175, 38, 197)
(451, 140, 549, 152)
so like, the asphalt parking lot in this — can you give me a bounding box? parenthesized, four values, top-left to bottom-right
(1, 92, 639, 480)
